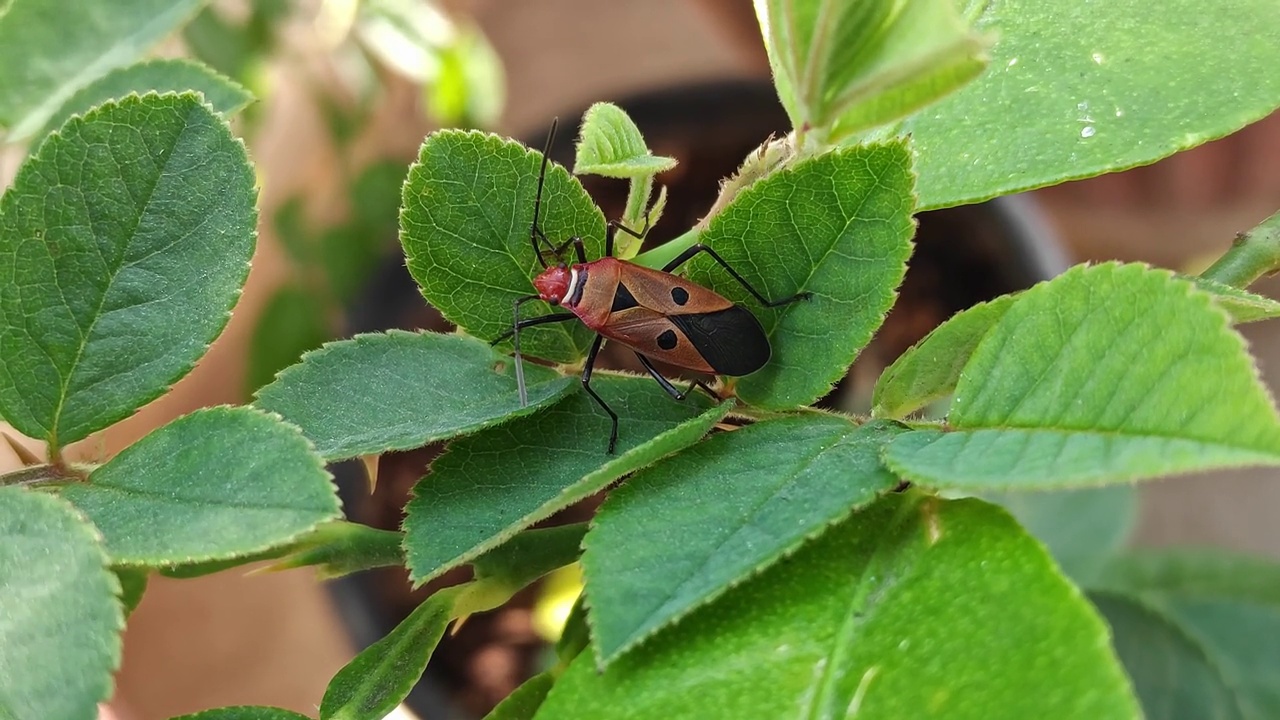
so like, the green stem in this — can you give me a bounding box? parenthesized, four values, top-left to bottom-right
(1199, 209, 1280, 288)
(614, 174, 656, 259)
(632, 227, 701, 270)
(623, 174, 653, 228)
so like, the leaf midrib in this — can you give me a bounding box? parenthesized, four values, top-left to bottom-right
(804, 495, 923, 720)
(47, 99, 196, 445)
(609, 422, 857, 658)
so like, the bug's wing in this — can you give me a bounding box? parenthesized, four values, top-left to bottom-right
(600, 307, 717, 373)
(602, 305, 771, 377)
(668, 306, 770, 376)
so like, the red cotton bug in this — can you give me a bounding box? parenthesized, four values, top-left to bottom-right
(492, 119, 811, 453)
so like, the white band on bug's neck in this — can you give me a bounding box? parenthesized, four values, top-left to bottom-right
(563, 267, 581, 305)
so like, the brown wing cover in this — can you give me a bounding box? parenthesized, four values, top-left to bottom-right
(580, 258, 771, 376)
(604, 306, 718, 372)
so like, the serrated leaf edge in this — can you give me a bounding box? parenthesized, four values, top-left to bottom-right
(5, 91, 257, 446)
(715, 139, 919, 410)
(251, 329, 577, 460)
(35, 58, 255, 145)
(1, 488, 126, 713)
(87, 404, 340, 567)
(870, 292, 1016, 420)
(402, 376, 732, 587)
(581, 416, 902, 668)
(954, 261, 1280, 441)
(399, 128, 604, 360)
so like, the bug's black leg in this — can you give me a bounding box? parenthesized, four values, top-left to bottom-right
(547, 236, 589, 264)
(607, 215, 652, 258)
(580, 334, 619, 454)
(662, 244, 812, 307)
(634, 353, 720, 402)
(533, 225, 559, 265)
(490, 312, 577, 346)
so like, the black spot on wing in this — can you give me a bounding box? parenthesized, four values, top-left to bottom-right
(669, 305, 770, 376)
(611, 282, 639, 312)
(656, 329, 678, 350)
(671, 286, 689, 305)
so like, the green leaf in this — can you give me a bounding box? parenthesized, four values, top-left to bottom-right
(692, 141, 915, 409)
(556, 596, 590, 665)
(0, 93, 257, 449)
(485, 672, 554, 720)
(171, 706, 315, 720)
(471, 523, 587, 587)
(0, 0, 204, 139)
(537, 494, 1139, 719)
(1091, 592, 1248, 720)
(583, 416, 903, 664)
(401, 130, 606, 363)
(38, 58, 254, 142)
(908, 1, 1280, 210)
(245, 286, 331, 397)
(180, 6, 254, 82)
(885, 263, 1280, 489)
(272, 196, 313, 268)
(323, 160, 407, 303)
(158, 546, 292, 580)
(1194, 277, 1280, 324)
(984, 485, 1137, 585)
(1094, 550, 1280, 604)
(320, 585, 464, 720)
(114, 566, 149, 617)
(1093, 553, 1280, 717)
(1091, 549, 1280, 718)
(427, 25, 505, 129)
(403, 374, 730, 585)
(754, 0, 988, 139)
(255, 331, 574, 462)
(573, 102, 677, 178)
(451, 524, 589, 621)
(269, 521, 404, 579)
(61, 406, 339, 566)
(872, 294, 1015, 419)
(0, 488, 122, 720)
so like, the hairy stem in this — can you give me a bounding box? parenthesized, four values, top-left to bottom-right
(1199, 209, 1280, 288)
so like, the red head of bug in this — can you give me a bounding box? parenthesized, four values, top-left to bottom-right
(532, 264, 570, 305)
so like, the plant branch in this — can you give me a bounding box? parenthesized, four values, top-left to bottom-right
(0, 463, 84, 487)
(1199, 209, 1280, 288)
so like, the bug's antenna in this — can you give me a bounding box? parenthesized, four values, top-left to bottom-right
(530, 118, 558, 269)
